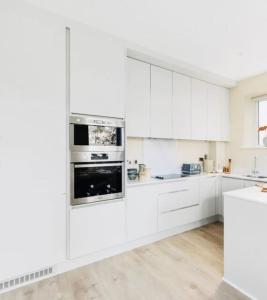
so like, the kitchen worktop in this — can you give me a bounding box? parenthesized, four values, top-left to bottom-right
(127, 173, 219, 187)
(127, 172, 267, 187)
(224, 186, 267, 205)
(222, 173, 267, 183)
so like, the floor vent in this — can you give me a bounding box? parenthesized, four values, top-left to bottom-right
(0, 267, 53, 292)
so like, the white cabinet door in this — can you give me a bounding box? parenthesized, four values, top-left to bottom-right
(199, 176, 217, 219)
(221, 177, 245, 216)
(127, 186, 158, 241)
(220, 88, 230, 141)
(172, 73, 192, 139)
(0, 3, 66, 281)
(126, 58, 150, 137)
(70, 25, 125, 118)
(70, 201, 126, 258)
(191, 79, 208, 140)
(207, 84, 221, 141)
(150, 66, 173, 138)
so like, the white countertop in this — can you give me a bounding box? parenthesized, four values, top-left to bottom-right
(222, 173, 267, 183)
(224, 186, 267, 205)
(127, 172, 267, 187)
(127, 173, 219, 187)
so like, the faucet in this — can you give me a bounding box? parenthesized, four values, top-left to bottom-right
(252, 156, 259, 175)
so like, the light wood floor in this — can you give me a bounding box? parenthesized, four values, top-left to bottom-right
(0, 222, 249, 300)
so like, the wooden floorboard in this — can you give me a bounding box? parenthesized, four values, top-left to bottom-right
(0, 222, 250, 300)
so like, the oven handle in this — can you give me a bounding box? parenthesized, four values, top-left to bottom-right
(74, 163, 124, 168)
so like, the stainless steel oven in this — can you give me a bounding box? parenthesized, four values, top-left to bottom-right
(71, 160, 125, 206)
(70, 115, 124, 153)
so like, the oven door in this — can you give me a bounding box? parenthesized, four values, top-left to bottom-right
(70, 121, 124, 153)
(71, 162, 125, 206)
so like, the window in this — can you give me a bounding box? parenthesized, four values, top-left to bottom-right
(258, 99, 267, 146)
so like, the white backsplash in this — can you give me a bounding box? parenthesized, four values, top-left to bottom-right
(127, 137, 211, 175)
(144, 139, 178, 175)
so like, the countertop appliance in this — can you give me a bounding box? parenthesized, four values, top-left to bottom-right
(69, 115, 124, 153)
(70, 114, 125, 206)
(181, 163, 201, 175)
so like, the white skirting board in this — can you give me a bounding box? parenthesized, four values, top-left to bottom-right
(0, 215, 219, 295)
(223, 278, 256, 300)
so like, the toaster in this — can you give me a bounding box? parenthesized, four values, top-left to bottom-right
(182, 163, 201, 175)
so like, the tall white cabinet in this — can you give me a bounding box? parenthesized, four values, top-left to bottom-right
(126, 58, 150, 137)
(172, 73, 192, 139)
(150, 66, 173, 139)
(0, 3, 66, 281)
(70, 25, 126, 118)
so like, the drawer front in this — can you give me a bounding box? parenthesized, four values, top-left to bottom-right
(158, 205, 199, 231)
(158, 179, 199, 213)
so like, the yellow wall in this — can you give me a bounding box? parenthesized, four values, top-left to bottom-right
(227, 72, 267, 173)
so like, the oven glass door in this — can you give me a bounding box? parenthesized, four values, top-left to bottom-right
(72, 163, 124, 205)
(73, 124, 122, 147)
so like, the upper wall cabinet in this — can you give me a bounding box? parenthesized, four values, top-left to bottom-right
(126, 58, 150, 137)
(220, 88, 230, 141)
(125, 58, 230, 141)
(191, 79, 208, 140)
(70, 26, 125, 118)
(207, 84, 222, 141)
(172, 73, 192, 139)
(207, 84, 230, 141)
(150, 66, 173, 139)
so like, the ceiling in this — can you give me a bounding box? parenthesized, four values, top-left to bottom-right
(26, 0, 267, 82)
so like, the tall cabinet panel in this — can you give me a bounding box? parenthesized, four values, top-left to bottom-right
(150, 66, 173, 138)
(191, 79, 208, 140)
(126, 58, 150, 137)
(70, 25, 125, 118)
(172, 73, 192, 139)
(0, 2, 66, 281)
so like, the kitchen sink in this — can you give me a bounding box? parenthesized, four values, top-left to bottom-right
(245, 174, 267, 179)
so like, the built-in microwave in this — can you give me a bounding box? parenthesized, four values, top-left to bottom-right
(70, 115, 124, 153)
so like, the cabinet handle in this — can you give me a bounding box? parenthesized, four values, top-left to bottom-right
(162, 204, 199, 214)
(168, 189, 189, 194)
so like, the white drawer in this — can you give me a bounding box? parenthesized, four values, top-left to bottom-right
(158, 178, 199, 213)
(158, 204, 199, 231)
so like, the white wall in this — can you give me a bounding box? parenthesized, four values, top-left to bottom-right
(227, 73, 267, 173)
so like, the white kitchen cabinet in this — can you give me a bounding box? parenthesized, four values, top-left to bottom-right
(126, 58, 150, 137)
(70, 25, 125, 118)
(199, 176, 217, 219)
(207, 84, 222, 141)
(0, 2, 66, 281)
(70, 201, 126, 258)
(172, 73, 192, 139)
(127, 185, 158, 241)
(207, 85, 230, 141)
(220, 177, 245, 216)
(150, 66, 173, 138)
(191, 79, 208, 140)
(220, 88, 230, 141)
(158, 178, 200, 231)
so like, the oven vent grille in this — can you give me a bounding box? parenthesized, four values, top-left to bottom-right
(0, 267, 53, 292)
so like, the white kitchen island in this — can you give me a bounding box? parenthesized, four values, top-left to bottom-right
(224, 186, 267, 300)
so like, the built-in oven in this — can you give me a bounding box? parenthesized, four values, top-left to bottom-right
(70, 151, 125, 206)
(70, 115, 124, 153)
